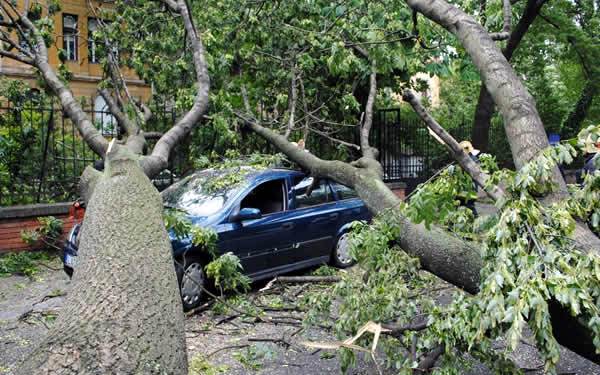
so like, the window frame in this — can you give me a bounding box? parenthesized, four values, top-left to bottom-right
(331, 182, 359, 201)
(93, 95, 117, 136)
(239, 178, 287, 216)
(292, 177, 334, 210)
(63, 14, 78, 61)
(87, 18, 99, 64)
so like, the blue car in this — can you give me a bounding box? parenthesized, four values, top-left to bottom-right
(63, 167, 371, 309)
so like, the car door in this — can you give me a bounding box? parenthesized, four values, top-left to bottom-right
(329, 181, 370, 230)
(217, 177, 296, 278)
(286, 176, 340, 264)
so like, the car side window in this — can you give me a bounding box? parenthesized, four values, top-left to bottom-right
(240, 179, 286, 215)
(332, 182, 358, 200)
(294, 177, 333, 209)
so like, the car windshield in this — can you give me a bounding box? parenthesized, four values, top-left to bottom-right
(161, 169, 248, 216)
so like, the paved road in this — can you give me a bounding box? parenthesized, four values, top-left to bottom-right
(1, 266, 600, 374)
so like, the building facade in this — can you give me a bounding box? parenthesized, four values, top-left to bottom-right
(0, 0, 152, 107)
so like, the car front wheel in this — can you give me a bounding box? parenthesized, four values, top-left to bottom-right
(332, 232, 354, 268)
(180, 259, 206, 310)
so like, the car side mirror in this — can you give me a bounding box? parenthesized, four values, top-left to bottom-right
(230, 207, 261, 222)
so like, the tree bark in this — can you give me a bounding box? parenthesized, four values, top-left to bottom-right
(4, 2, 211, 373)
(470, 0, 547, 153)
(141, 0, 210, 178)
(244, 72, 600, 367)
(17, 148, 187, 375)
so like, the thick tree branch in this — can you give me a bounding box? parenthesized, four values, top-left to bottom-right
(406, 0, 566, 197)
(99, 89, 136, 136)
(98, 89, 146, 154)
(360, 59, 378, 160)
(143, 132, 164, 140)
(416, 344, 444, 372)
(10, 4, 108, 157)
(138, 101, 153, 123)
(0, 28, 34, 60)
(142, 0, 210, 177)
(0, 1, 34, 53)
(472, 0, 548, 152)
(489, 0, 511, 40)
(0, 48, 33, 64)
(403, 90, 504, 201)
(381, 320, 429, 337)
(284, 55, 297, 140)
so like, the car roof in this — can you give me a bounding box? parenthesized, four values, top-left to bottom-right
(165, 166, 304, 192)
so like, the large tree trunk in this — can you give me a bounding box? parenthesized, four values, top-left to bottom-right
(470, 0, 547, 152)
(17, 148, 188, 375)
(245, 75, 600, 367)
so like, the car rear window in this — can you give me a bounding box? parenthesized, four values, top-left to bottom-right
(294, 177, 333, 208)
(331, 182, 359, 200)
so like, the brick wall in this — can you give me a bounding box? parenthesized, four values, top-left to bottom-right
(0, 203, 84, 254)
(386, 182, 407, 201)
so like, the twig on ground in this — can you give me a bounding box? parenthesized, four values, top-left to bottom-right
(207, 344, 250, 358)
(216, 314, 241, 326)
(185, 299, 215, 316)
(293, 283, 310, 297)
(260, 275, 341, 292)
(256, 305, 302, 312)
(39, 291, 67, 303)
(248, 336, 293, 348)
(289, 326, 304, 337)
(34, 262, 62, 271)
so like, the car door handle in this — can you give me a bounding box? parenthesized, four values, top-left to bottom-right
(282, 222, 294, 230)
(329, 213, 339, 221)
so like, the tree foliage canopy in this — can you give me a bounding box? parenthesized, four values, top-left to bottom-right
(3, 0, 600, 372)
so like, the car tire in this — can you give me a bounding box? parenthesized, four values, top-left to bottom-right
(331, 232, 354, 268)
(180, 258, 206, 311)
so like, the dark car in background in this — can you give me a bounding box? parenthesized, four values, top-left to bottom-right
(63, 167, 371, 309)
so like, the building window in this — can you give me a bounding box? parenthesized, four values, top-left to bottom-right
(88, 19, 99, 63)
(63, 14, 78, 61)
(94, 96, 117, 136)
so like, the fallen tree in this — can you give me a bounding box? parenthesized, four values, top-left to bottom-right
(2, 0, 600, 371)
(0, 0, 209, 372)
(233, 0, 600, 367)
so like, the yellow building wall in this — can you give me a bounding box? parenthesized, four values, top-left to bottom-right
(411, 72, 440, 108)
(0, 0, 152, 103)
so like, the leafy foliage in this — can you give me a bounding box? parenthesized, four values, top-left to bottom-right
(165, 208, 249, 295)
(233, 344, 278, 371)
(164, 208, 192, 241)
(188, 355, 229, 375)
(190, 226, 219, 258)
(205, 252, 250, 295)
(0, 250, 56, 278)
(19, 216, 63, 251)
(406, 154, 498, 231)
(304, 128, 600, 374)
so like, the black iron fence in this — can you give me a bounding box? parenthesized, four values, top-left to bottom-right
(1, 102, 510, 206)
(0, 100, 180, 206)
(372, 108, 508, 193)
